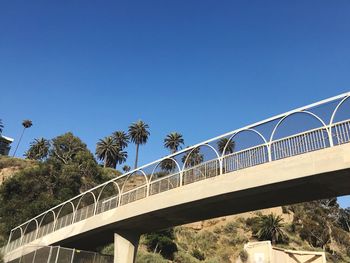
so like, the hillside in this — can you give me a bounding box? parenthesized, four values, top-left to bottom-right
(1, 156, 350, 263)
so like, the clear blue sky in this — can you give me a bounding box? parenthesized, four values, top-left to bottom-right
(1, 1, 350, 207)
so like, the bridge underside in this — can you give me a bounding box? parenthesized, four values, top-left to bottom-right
(56, 144, 350, 251)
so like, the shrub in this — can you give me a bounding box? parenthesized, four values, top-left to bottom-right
(192, 248, 205, 261)
(239, 250, 249, 262)
(144, 229, 177, 260)
(173, 251, 199, 263)
(136, 251, 168, 263)
(223, 221, 238, 235)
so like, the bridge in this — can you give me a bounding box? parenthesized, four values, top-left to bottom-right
(2, 92, 350, 263)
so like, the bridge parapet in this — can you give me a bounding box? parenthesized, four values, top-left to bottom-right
(3, 92, 350, 256)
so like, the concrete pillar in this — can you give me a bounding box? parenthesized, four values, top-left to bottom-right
(114, 232, 140, 263)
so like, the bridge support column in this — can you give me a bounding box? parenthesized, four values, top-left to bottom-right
(114, 232, 140, 263)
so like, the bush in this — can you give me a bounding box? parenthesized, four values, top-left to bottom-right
(192, 248, 205, 261)
(239, 250, 249, 262)
(245, 217, 260, 234)
(144, 229, 177, 260)
(173, 251, 199, 263)
(136, 251, 168, 263)
(223, 221, 238, 235)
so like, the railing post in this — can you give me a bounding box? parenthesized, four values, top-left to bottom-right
(179, 171, 183, 186)
(146, 182, 150, 197)
(267, 142, 272, 162)
(54, 246, 61, 263)
(328, 125, 334, 147)
(46, 246, 53, 263)
(5, 230, 13, 254)
(70, 248, 75, 263)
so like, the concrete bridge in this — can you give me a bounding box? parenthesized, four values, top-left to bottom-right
(3, 92, 350, 263)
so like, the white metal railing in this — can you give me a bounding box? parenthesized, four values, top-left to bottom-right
(96, 195, 119, 214)
(183, 159, 220, 185)
(4, 92, 350, 255)
(74, 203, 95, 223)
(55, 213, 74, 231)
(223, 144, 268, 173)
(149, 173, 180, 195)
(333, 119, 350, 145)
(271, 127, 329, 160)
(120, 185, 148, 206)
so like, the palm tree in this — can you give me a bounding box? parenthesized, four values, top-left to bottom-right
(112, 131, 129, 149)
(256, 214, 286, 245)
(113, 148, 128, 169)
(128, 120, 150, 169)
(164, 132, 184, 153)
(0, 119, 3, 135)
(217, 138, 235, 155)
(13, 119, 33, 157)
(96, 136, 120, 168)
(25, 138, 50, 161)
(122, 165, 131, 173)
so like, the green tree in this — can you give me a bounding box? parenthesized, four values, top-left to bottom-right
(256, 214, 286, 245)
(25, 138, 50, 161)
(96, 137, 120, 168)
(13, 119, 33, 157)
(128, 120, 150, 169)
(164, 132, 184, 153)
(112, 131, 129, 149)
(217, 138, 235, 155)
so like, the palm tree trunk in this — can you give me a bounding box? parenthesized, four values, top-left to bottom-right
(104, 152, 108, 168)
(12, 127, 26, 157)
(134, 143, 139, 169)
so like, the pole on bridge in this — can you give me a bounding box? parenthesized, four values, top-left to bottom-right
(114, 231, 140, 263)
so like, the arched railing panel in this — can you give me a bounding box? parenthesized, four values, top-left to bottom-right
(96, 181, 120, 214)
(182, 144, 220, 185)
(74, 192, 97, 223)
(21, 219, 39, 246)
(330, 96, 350, 145)
(7, 227, 23, 252)
(55, 202, 75, 231)
(222, 129, 269, 173)
(120, 170, 148, 205)
(37, 210, 56, 239)
(270, 111, 329, 160)
(149, 158, 181, 195)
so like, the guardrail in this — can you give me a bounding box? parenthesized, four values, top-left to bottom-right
(3, 92, 350, 255)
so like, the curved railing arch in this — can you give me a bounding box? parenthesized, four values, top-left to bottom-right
(149, 158, 182, 182)
(269, 110, 329, 143)
(222, 128, 268, 157)
(330, 94, 350, 126)
(4, 91, 350, 255)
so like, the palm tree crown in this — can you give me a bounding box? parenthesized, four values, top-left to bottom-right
(128, 120, 150, 169)
(164, 132, 184, 153)
(96, 136, 120, 168)
(217, 138, 235, 155)
(112, 131, 130, 149)
(257, 214, 286, 245)
(22, 120, 33, 129)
